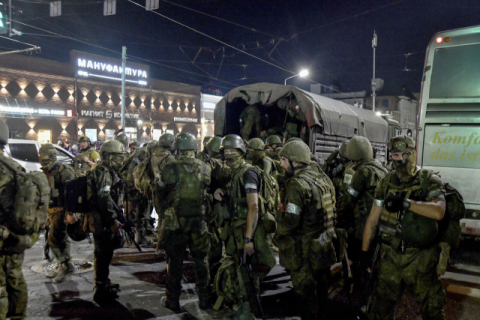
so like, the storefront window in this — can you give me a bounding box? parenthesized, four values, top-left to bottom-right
(153, 129, 162, 141)
(105, 129, 115, 141)
(125, 127, 137, 142)
(85, 129, 97, 143)
(38, 130, 52, 143)
(166, 129, 174, 135)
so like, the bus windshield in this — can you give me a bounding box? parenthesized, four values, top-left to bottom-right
(430, 43, 480, 98)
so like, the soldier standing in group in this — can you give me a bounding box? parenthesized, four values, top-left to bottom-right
(196, 136, 212, 162)
(39, 144, 77, 283)
(214, 134, 275, 320)
(158, 132, 212, 310)
(89, 140, 126, 304)
(239, 105, 262, 140)
(73, 136, 101, 177)
(264, 135, 283, 161)
(0, 119, 35, 319)
(246, 138, 277, 175)
(274, 140, 337, 320)
(341, 136, 387, 270)
(129, 141, 140, 154)
(115, 133, 129, 149)
(362, 136, 447, 320)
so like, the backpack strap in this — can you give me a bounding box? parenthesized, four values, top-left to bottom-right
(0, 155, 20, 175)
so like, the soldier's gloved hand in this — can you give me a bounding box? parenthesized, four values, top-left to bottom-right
(385, 194, 404, 213)
(359, 250, 372, 273)
(214, 188, 225, 201)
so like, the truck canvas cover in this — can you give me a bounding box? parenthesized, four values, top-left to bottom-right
(214, 83, 388, 144)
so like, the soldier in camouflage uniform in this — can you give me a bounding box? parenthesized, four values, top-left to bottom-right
(115, 133, 129, 149)
(214, 134, 275, 320)
(73, 136, 101, 177)
(0, 119, 31, 319)
(239, 105, 261, 140)
(274, 140, 337, 320)
(39, 144, 77, 283)
(362, 136, 447, 320)
(264, 135, 283, 161)
(246, 138, 278, 175)
(89, 140, 126, 304)
(341, 136, 387, 269)
(196, 136, 212, 162)
(158, 132, 212, 310)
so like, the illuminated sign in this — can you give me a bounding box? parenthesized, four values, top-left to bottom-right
(203, 102, 216, 110)
(0, 106, 65, 116)
(77, 59, 147, 79)
(174, 117, 198, 123)
(80, 110, 140, 119)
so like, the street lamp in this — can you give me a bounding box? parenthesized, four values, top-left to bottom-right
(284, 69, 309, 85)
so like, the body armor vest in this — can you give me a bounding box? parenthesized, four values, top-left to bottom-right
(354, 161, 387, 221)
(226, 163, 257, 221)
(45, 162, 70, 208)
(379, 169, 438, 249)
(73, 149, 96, 177)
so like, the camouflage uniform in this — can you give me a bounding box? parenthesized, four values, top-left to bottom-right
(274, 140, 337, 320)
(239, 105, 261, 140)
(196, 136, 212, 162)
(220, 135, 275, 320)
(246, 138, 278, 175)
(72, 138, 101, 177)
(159, 132, 212, 310)
(342, 136, 387, 262)
(39, 144, 76, 283)
(265, 135, 282, 161)
(89, 140, 126, 304)
(0, 150, 27, 320)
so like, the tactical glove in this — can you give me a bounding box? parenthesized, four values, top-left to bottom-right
(385, 193, 405, 213)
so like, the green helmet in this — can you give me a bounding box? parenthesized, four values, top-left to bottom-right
(115, 133, 129, 147)
(346, 136, 373, 161)
(130, 141, 140, 147)
(39, 143, 57, 158)
(100, 139, 126, 157)
(66, 220, 87, 242)
(265, 135, 282, 147)
(0, 119, 8, 145)
(78, 136, 91, 143)
(159, 133, 175, 149)
(203, 136, 212, 145)
(220, 134, 246, 154)
(175, 132, 198, 151)
(285, 137, 303, 144)
(389, 136, 415, 153)
(278, 140, 311, 165)
(206, 136, 222, 154)
(146, 140, 157, 150)
(247, 138, 265, 151)
(339, 140, 349, 158)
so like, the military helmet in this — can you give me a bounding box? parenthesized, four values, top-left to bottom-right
(175, 132, 198, 151)
(112, 229, 126, 249)
(203, 136, 212, 145)
(159, 132, 175, 149)
(339, 140, 349, 158)
(130, 141, 140, 147)
(206, 136, 222, 154)
(220, 134, 246, 154)
(146, 140, 157, 149)
(39, 143, 57, 158)
(247, 138, 265, 151)
(0, 119, 8, 145)
(346, 136, 373, 161)
(285, 137, 303, 144)
(389, 136, 415, 153)
(66, 220, 88, 242)
(115, 133, 129, 147)
(78, 136, 91, 143)
(100, 139, 126, 157)
(279, 140, 311, 165)
(265, 135, 282, 147)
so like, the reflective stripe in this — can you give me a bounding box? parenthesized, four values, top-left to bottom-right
(373, 199, 384, 207)
(245, 183, 257, 190)
(93, 158, 101, 162)
(97, 185, 111, 196)
(158, 179, 166, 188)
(347, 186, 359, 198)
(286, 202, 302, 215)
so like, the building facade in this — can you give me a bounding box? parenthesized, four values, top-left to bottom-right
(0, 51, 202, 147)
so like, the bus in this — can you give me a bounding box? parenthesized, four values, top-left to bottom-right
(417, 25, 480, 238)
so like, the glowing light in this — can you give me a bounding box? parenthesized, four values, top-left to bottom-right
(436, 37, 443, 44)
(299, 69, 309, 77)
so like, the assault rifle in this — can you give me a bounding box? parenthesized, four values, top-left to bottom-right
(356, 241, 381, 320)
(113, 202, 142, 252)
(237, 252, 265, 320)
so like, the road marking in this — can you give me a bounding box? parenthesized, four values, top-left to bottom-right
(447, 284, 480, 298)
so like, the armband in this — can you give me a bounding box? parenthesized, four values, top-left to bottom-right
(373, 199, 384, 207)
(286, 203, 302, 215)
(347, 186, 359, 198)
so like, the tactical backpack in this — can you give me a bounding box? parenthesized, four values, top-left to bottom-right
(65, 174, 93, 214)
(437, 183, 465, 250)
(213, 255, 243, 310)
(0, 156, 50, 236)
(255, 167, 280, 233)
(133, 157, 152, 196)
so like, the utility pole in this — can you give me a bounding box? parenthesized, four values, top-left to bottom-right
(372, 31, 377, 112)
(121, 46, 126, 130)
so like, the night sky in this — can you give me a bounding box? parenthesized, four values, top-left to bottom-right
(2, 0, 480, 96)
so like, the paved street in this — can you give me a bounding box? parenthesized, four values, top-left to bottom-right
(20, 233, 480, 319)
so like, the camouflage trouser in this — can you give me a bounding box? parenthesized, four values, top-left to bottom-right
(47, 210, 71, 264)
(291, 262, 330, 320)
(240, 113, 261, 140)
(165, 217, 210, 301)
(370, 243, 446, 320)
(0, 253, 27, 320)
(93, 231, 115, 284)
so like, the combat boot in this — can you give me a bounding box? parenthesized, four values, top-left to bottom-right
(135, 228, 152, 247)
(199, 294, 212, 310)
(93, 281, 120, 305)
(161, 296, 181, 311)
(53, 261, 75, 283)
